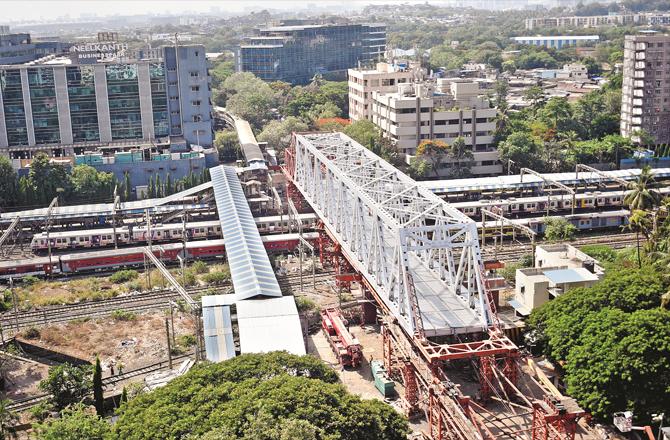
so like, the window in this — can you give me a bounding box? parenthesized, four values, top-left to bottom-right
(192, 115, 202, 122)
(192, 100, 201, 106)
(191, 85, 200, 92)
(190, 71, 199, 77)
(195, 50, 199, 56)
(520, 286, 525, 294)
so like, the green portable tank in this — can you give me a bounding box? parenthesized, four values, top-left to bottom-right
(370, 360, 395, 398)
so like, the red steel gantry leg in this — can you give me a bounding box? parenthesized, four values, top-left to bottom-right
(531, 397, 582, 440)
(479, 356, 495, 403)
(401, 360, 420, 417)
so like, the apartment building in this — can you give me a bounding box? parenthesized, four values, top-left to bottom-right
(347, 61, 422, 121)
(372, 79, 501, 177)
(525, 13, 670, 30)
(512, 35, 599, 49)
(620, 33, 670, 145)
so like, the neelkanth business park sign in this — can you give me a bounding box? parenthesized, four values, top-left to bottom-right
(69, 42, 128, 64)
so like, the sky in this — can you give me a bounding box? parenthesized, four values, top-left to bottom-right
(1, 0, 423, 22)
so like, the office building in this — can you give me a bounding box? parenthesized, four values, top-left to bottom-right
(0, 43, 213, 161)
(0, 28, 69, 65)
(512, 35, 599, 49)
(348, 61, 423, 121)
(239, 22, 386, 85)
(620, 33, 670, 145)
(371, 79, 501, 177)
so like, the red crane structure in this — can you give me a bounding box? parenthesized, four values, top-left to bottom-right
(284, 133, 586, 440)
(321, 307, 363, 368)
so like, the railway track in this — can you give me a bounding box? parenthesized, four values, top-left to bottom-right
(482, 232, 639, 261)
(6, 352, 196, 412)
(2, 270, 337, 332)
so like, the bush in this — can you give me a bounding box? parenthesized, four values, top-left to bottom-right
(23, 326, 41, 339)
(543, 217, 577, 241)
(580, 244, 617, 263)
(191, 261, 209, 274)
(177, 334, 196, 348)
(110, 270, 138, 284)
(23, 275, 40, 285)
(111, 310, 137, 321)
(295, 296, 318, 313)
(202, 271, 229, 285)
(182, 269, 197, 287)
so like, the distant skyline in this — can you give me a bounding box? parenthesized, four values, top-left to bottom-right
(1, 0, 425, 22)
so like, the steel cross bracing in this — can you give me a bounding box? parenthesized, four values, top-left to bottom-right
(291, 133, 496, 337)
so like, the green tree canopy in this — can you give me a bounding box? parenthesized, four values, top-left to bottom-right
(498, 132, 544, 171)
(214, 130, 240, 162)
(70, 165, 116, 202)
(34, 403, 111, 440)
(39, 363, 92, 411)
(543, 217, 577, 242)
(112, 352, 408, 440)
(0, 156, 18, 206)
(257, 117, 309, 150)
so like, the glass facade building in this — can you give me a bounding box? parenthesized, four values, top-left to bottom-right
(0, 70, 28, 145)
(66, 65, 99, 142)
(239, 23, 386, 85)
(0, 44, 213, 157)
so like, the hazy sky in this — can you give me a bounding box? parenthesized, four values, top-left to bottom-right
(1, 0, 417, 22)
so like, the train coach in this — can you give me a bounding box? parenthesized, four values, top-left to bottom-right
(30, 214, 319, 252)
(452, 187, 670, 218)
(2, 232, 320, 279)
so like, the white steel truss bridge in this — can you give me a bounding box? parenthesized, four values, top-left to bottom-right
(288, 133, 496, 338)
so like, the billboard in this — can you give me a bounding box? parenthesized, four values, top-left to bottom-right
(69, 42, 128, 64)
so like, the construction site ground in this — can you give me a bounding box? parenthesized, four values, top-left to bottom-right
(15, 309, 195, 380)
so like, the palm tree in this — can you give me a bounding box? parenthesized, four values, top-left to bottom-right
(0, 398, 18, 440)
(448, 137, 474, 178)
(624, 209, 653, 268)
(624, 166, 662, 211)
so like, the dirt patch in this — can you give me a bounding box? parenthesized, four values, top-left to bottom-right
(17, 311, 196, 373)
(3, 357, 48, 401)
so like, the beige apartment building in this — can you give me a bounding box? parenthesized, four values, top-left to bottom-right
(371, 79, 501, 177)
(347, 62, 423, 121)
(620, 33, 670, 145)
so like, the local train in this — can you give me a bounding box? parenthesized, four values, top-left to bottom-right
(453, 187, 670, 218)
(1, 233, 319, 279)
(30, 214, 319, 252)
(477, 209, 630, 236)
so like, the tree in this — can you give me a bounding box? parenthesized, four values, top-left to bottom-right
(222, 73, 276, 130)
(625, 209, 653, 268)
(28, 153, 71, 205)
(123, 172, 132, 201)
(498, 132, 544, 171)
(343, 120, 381, 153)
(257, 117, 309, 150)
(409, 158, 431, 179)
(214, 130, 240, 162)
(34, 403, 111, 440)
(416, 140, 449, 176)
(624, 166, 662, 211)
(70, 165, 115, 202)
(543, 217, 576, 241)
(112, 352, 408, 440)
(0, 398, 17, 440)
(447, 137, 473, 178)
(0, 157, 18, 206)
(564, 308, 670, 420)
(39, 363, 92, 411)
(524, 85, 545, 108)
(93, 356, 104, 417)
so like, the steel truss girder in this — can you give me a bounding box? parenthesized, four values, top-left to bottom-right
(291, 133, 495, 337)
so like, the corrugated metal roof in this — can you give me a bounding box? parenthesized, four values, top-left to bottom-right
(210, 165, 282, 300)
(202, 301, 235, 362)
(236, 297, 305, 355)
(0, 181, 213, 222)
(421, 168, 670, 194)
